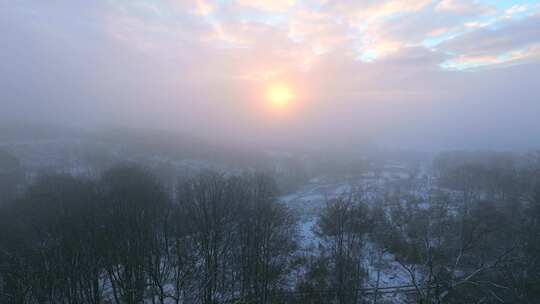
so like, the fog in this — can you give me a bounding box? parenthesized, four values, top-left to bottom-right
(4, 2, 540, 303)
(1, 1, 540, 153)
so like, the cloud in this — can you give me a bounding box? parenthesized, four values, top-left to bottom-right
(441, 43, 540, 70)
(476, 13, 540, 53)
(1, 0, 540, 150)
(322, 0, 432, 22)
(435, 0, 493, 15)
(97, 0, 540, 70)
(192, 0, 215, 16)
(438, 14, 540, 68)
(236, 0, 297, 12)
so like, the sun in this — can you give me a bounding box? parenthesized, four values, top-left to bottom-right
(266, 84, 295, 109)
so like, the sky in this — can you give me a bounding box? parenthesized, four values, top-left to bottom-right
(1, 0, 540, 152)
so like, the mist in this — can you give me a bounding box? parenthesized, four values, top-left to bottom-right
(2, 2, 540, 303)
(2, 1, 539, 153)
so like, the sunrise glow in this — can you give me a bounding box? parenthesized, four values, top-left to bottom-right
(266, 84, 295, 109)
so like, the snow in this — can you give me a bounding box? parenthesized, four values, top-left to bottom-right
(279, 163, 441, 303)
(2, 137, 439, 303)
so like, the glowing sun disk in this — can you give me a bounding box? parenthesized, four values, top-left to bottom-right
(267, 85, 294, 108)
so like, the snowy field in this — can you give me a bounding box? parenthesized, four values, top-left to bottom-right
(280, 169, 434, 303)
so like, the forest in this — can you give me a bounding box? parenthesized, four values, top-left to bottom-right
(1, 151, 539, 304)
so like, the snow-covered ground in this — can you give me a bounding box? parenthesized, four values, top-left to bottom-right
(280, 167, 432, 303)
(3, 137, 433, 302)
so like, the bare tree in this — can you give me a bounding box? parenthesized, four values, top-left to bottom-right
(313, 197, 370, 304)
(98, 165, 170, 304)
(177, 171, 239, 304)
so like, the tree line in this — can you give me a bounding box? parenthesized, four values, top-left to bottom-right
(0, 165, 298, 304)
(1, 153, 540, 303)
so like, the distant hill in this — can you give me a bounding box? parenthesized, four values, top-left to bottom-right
(0, 123, 269, 169)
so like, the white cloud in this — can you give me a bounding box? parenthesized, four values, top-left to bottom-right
(435, 0, 493, 15)
(236, 0, 297, 12)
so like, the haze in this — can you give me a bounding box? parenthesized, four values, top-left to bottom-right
(4, 2, 540, 303)
(2, 0, 540, 152)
